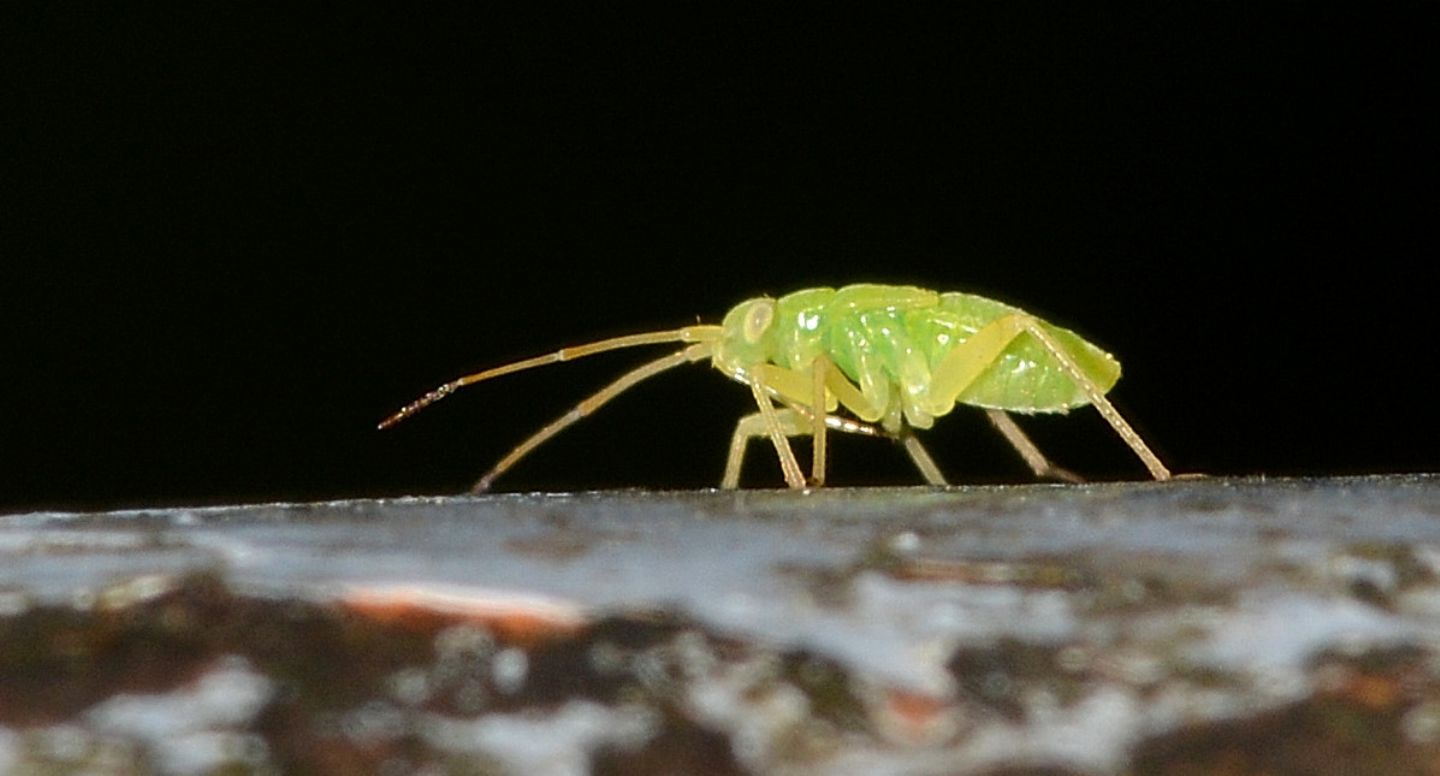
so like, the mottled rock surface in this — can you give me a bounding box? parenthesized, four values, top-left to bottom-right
(3, 475, 1440, 774)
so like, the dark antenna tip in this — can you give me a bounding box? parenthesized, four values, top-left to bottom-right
(377, 383, 457, 430)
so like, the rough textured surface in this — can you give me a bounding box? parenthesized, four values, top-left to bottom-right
(3, 475, 1440, 774)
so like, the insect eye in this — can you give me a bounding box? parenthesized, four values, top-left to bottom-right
(743, 300, 776, 343)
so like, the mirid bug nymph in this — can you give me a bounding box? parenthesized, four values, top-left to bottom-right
(381, 284, 1172, 491)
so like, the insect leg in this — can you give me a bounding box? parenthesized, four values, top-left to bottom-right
(823, 369, 882, 422)
(899, 432, 949, 486)
(741, 362, 915, 486)
(722, 402, 949, 487)
(751, 362, 884, 423)
(469, 343, 712, 493)
(722, 409, 886, 489)
(984, 409, 1083, 483)
(810, 356, 830, 486)
(747, 377, 807, 489)
(724, 410, 802, 489)
(746, 359, 877, 486)
(929, 314, 1171, 481)
(1012, 319, 1170, 481)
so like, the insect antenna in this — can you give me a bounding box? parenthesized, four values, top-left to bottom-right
(378, 325, 722, 430)
(471, 341, 714, 492)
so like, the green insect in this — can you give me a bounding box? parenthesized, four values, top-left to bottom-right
(381, 283, 1171, 491)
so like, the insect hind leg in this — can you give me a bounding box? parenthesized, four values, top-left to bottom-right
(984, 409, 1083, 483)
(929, 314, 1171, 481)
(1010, 318, 1170, 481)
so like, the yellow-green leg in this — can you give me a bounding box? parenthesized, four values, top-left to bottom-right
(810, 356, 830, 486)
(721, 407, 949, 488)
(928, 315, 1171, 481)
(984, 409, 1083, 483)
(746, 377, 807, 489)
(898, 431, 948, 486)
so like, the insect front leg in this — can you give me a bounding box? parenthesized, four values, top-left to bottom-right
(746, 378, 808, 489)
(746, 362, 841, 486)
(722, 407, 892, 489)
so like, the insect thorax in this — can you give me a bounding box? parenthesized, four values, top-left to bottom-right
(712, 285, 943, 426)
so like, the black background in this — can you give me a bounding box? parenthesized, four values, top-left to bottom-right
(5, 6, 1436, 511)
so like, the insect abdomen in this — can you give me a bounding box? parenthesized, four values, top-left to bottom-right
(923, 293, 1121, 413)
(769, 285, 1121, 421)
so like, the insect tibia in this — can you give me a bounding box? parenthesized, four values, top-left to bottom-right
(377, 382, 458, 429)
